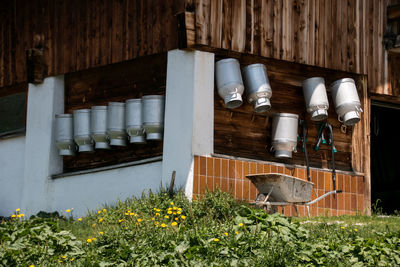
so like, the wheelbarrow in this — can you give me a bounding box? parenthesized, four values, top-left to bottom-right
(246, 173, 342, 217)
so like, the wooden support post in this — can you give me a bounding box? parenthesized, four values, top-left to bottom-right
(177, 12, 196, 49)
(26, 48, 47, 84)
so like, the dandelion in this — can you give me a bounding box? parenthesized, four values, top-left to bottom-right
(341, 226, 345, 229)
(102, 208, 107, 213)
(92, 223, 96, 228)
(87, 238, 92, 243)
(238, 223, 244, 227)
(97, 210, 101, 214)
(155, 213, 160, 216)
(153, 207, 157, 211)
(177, 211, 181, 215)
(152, 217, 155, 221)
(171, 222, 178, 226)
(224, 232, 229, 236)
(118, 219, 123, 223)
(92, 237, 97, 241)
(214, 238, 220, 242)
(156, 208, 161, 212)
(137, 218, 142, 223)
(11, 214, 16, 218)
(354, 228, 358, 232)
(168, 207, 172, 211)
(173, 206, 177, 210)
(66, 209, 71, 213)
(164, 215, 169, 219)
(161, 223, 167, 228)
(18, 214, 25, 218)
(155, 222, 159, 226)
(98, 218, 103, 223)
(235, 231, 239, 235)
(125, 226, 129, 229)
(77, 217, 83, 221)
(99, 231, 104, 235)
(173, 212, 177, 215)
(175, 217, 179, 221)
(16, 208, 20, 212)
(167, 211, 172, 214)
(61, 255, 66, 259)
(70, 258, 75, 262)
(181, 215, 186, 220)
(125, 212, 130, 215)
(29, 265, 34, 267)
(178, 208, 182, 211)
(170, 202, 174, 205)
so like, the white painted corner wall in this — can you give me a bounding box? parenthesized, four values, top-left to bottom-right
(0, 49, 215, 218)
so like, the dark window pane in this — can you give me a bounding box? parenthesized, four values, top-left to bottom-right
(0, 92, 26, 136)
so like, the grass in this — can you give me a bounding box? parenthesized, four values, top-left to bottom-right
(1, 188, 400, 266)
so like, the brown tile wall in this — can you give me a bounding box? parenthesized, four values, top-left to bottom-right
(193, 155, 366, 217)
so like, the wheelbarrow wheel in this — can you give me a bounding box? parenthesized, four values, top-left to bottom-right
(255, 194, 278, 214)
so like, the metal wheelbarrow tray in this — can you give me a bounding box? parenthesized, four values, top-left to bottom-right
(246, 173, 342, 216)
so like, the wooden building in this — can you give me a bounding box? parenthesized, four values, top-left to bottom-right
(1, 0, 399, 217)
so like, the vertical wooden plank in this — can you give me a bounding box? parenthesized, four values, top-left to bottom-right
(99, 0, 108, 66)
(354, 0, 360, 73)
(128, 0, 137, 58)
(377, 0, 384, 94)
(281, 0, 291, 61)
(231, 0, 246, 52)
(111, 0, 123, 63)
(260, 0, 274, 57)
(152, 0, 161, 55)
(273, 0, 282, 59)
(221, 0, 232, 50)
(324, 0, 332, 68)
(331, 0, 341, 70)
(367, 0, 376, 93)
(195, 0, 211, 45)
(14, 0, 25, 83)
(340, 0, 348, 72)
(92, 0, 101, 66)
(296, 0, 307, 63)
(307, 0, 315, 65)
(315, 0, 324, 67)
(210, 0, 223, 48)
(253, 0, 261, 55)
(0, 5, 4, 87)
(137, 0, 145, 57)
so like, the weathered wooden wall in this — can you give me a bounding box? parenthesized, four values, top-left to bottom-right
(63, 53, 167, 172)
(190, 0, 400, 97)
(212, 52, 366, 172)
(0, 0, 186, 89)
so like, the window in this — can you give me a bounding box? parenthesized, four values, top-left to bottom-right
(0, 92, 26, 138)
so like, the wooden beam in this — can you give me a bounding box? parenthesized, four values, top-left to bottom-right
(177, 11, 196, 49)
(388, 4, 400, 21)
(26, 48, 47, 84)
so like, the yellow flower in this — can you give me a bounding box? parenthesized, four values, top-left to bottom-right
(87, 238, 92, 243)
(92, 223, 96, 228)
(175, 218, 179, 221)
(341, 226, 345, 229)
(153, 207, 157, 211)
(178, 208, 182, 211)
(168, 207, 172, 211)
(61, 255, 66, 259)
(164, 215, 169, 219)
(118, 219, 123, 223)
(181, 215, 186, 220)
(11, 214, 16, 218)
(167, 211, 172, 214)
(92, 237, 97, 241)
(77, 217, 83, 221)
(354, 228, 358, 232)
(125, 226, 129, 229)
(128, 212, 134, 216)
(170, 202, 174, 205)
(97, 210, 101, 214)
(224, 232, 229, 236)
(156, 208, 161, 212)
(66, 209, 71, 213)
(177, 211, 181, 215)
(102, 208, 107, 213)
(19, 213, 25, 217)
(99, 231, 104, 235)
(173, 206, 177, 210)
(16, 208, 20, 212)
(152, 217, 155, 221)
(161, 223, 167, 228)
(235, 231, 239, 235)
(214, 238, 219, 242)
(171, 222, 178, 226)
(155, 213, 160, 216)
(238, 223, 244, 227)
(137, 218, 142, 223)
(29, 265, 34, 267)
(173, 212, 177, 215)
(70, 258, 75, 262)
(155, 221, 159, 225)
(98, 218, 103, 223)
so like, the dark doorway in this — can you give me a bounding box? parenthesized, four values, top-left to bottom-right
(371, 102, 400, 214)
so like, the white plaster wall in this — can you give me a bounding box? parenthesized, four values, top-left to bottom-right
(50, 161, 162, 218)
(162, 50, 214, 200)
(0, 136, 25, 216)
